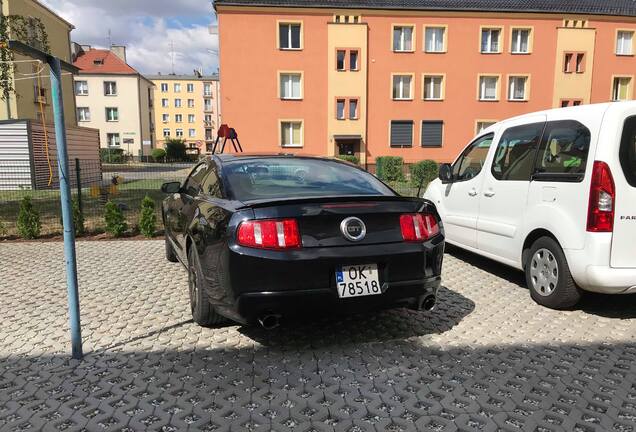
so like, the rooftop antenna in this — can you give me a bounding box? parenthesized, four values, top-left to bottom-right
(169, 40, 175, 75)
(107, 29, 112, 47)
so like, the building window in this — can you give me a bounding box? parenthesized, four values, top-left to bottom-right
(481, 28, 501, 53)
(106, 133, 120, 147)
(423, 75, 444, 100)
(349, 99, 358, 119)
(336, 99, 346, 120)
(508, 76, 528, 101)
(476, 121, 497, 133)
(161, 98, 169, 108)
(74, 81, 88, 96)
(479, 76, 499, 101)
(393, 25, 414, 52)
(349, 50, 359, 70)
(280, 73, 302, 99)
(511, 28, 531, 53)
(189, 128, 196, 138)
(105, 107, 119, 122)
(188, 99, 195, 108)
(421, 121, 443, 147)
(424, 27, 445, 53)
(612, 77, 632, 101)
(561, 99, 583, 107)
(174, 83, 181, 92)
(279, 23, 302, 50)
(336, 49, 359, 71)
(204, 99, 212, 111)
(617, 31, 634, 55)
(204, 83, 212, 96)
(76, 107, 90, 122)
(205, 129, 213, 140)
(564, 52, 586, 73)
(104, 81, 117, 96)
(392, 75, 413, 100)
(176, 128, 184, 137)
(174, 98, 182, 108)
(163, 128, 171, 137)
(280, 121, 303, 147)
(161, 83, 168, 92)
(204, 114, 213, 126)
(336, 50, 346, 70)
(187, 83, 194, 92)
(188, 114, 195, 123)
(162, 114, 169, 123)
(390, 120, 413, 147)
(175, 114, 183, 123)
(575, 53, 586, 73)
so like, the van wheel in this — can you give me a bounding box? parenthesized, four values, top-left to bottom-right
(525, 236, 581, 309)
(187, 246, 225, 327)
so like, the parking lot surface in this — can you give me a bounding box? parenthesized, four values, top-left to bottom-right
(2, 240, 636, 432)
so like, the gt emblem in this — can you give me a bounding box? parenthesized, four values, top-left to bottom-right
(340, 217, 367, 242)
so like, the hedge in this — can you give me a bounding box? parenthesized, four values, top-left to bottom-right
(375, 156, 404, 182)
(409, 160, 439, 187)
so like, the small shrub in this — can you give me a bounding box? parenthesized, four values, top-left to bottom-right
(104, 201, 127, 237)
(100, 148, 125, 163)
(59, 198, 85, 236)
(151, 148, 166, 162)
(138, 196, 156, 238)
(16, 196, 41, 239)
(336, 155, 359, 165)
(165, 139, 187, 161)
(0, 219, 7, 237)
(375, 156, 404, 182)
(409, 160, 439, 187)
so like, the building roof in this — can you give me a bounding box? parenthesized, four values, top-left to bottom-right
(214, 0, 636, 17)
(73, 49, 138, 75)
(146, 74, 220, 81)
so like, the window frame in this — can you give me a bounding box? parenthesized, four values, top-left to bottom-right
(176, 128, 184, 138)
(160, 83, 168, 92)
(161, 98, 169, 108)
(162, 113, 169, 123)
(391, 73, 414, 100)
(510, 27, 533, 54)
(423, 25, 447, 53)
(389, 120, 414, 148)
(105, 107, 119, 122)
(175, 114, 183, 123)
(173, 83, 181, 93)
(478, 74, 500, 101)
(475, 120, 498, 134)
(103, 81, 117, 96)
(279, 120, 304, 148)
(74, 80, 88, 96)
(392, 24, 416, 52)
(348, 98, 359, 120)
(186, 83, 195, 93)
(560, 99, 583, 107)
(507, 75, 530, 102)
(480, 26, 503, 54)
(187, 99, 195, 108)
(611, 75, 634, 101)
(616, 29, 634, 56)
(335, 98, 346, 120)
(278, 21, 303, 50)
(106, 133, 121, 147)
(188, 114, 196, 123)
(174, 98, 182, 108)
(163, 128, 171, 138)
(422, 74, 445, 100)
(76, 107, 90, 122)
(278, 71, 303, 100)
(188, 128, 197, 138)
(421, 120, 444, 148)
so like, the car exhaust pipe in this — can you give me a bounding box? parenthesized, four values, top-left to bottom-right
(258, 314, 281, 330)
(422, 295, 436, 311)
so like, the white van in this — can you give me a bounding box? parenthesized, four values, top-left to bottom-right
(425, 102, 636, 309)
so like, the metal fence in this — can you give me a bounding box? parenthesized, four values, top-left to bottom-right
(0, 160, 193, 238)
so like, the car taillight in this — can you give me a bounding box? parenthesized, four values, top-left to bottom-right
(237, 219, 301, 249)
(400, 213, 439, 242)
(587, 161, 615, 232)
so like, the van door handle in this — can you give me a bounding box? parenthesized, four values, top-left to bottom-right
(468, 188, 478, 197)
(484, 190, 496, 197)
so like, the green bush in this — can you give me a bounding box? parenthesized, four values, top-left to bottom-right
(59, 198, 85, 236)
(375, 156, 405, 182)
(0, 219, 7, 237)
(138, 196, 156, 238)
(16, 196, 41, 239)
(104, 201, 127, 237)
(100, 148, 125, 163)
(165, 139, 187, 161)
(336, 155, 359, 165)
(409, 160, 439, 187)
(151, 148, 167, 162)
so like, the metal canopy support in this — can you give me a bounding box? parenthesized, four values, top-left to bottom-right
(9, 40, 83, 359)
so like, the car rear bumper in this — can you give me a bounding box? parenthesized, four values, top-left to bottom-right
(583, 266, 636, 294)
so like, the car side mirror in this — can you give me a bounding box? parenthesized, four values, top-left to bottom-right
(438, 163, 454, 184)
(161, 182, 181, 194)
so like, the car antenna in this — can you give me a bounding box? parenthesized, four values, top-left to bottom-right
(416, 176, 426, 198)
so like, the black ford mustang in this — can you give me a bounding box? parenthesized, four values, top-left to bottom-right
(161, 154, 444, 328)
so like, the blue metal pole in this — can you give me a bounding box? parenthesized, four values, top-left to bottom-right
(49, 57, 83, 359)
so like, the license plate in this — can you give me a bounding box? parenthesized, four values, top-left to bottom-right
(336, 264, 381, 298)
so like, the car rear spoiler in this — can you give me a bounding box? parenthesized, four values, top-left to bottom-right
(237, 195, 435, 212)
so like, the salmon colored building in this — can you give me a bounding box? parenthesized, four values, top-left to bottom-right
(215, 0, 636, 167)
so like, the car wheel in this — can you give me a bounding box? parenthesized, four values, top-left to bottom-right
(165, 233, 178, 263)
(525, 236, 581, 309)
(187, 246, 225, 327)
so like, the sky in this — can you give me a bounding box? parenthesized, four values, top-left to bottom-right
(40, 0, 219, 76)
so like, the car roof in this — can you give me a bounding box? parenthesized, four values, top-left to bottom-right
(212, 153, 331, 164)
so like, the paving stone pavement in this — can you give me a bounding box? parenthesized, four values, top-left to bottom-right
(2, 240, 636, 432)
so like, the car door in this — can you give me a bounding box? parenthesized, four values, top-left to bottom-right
(477, 117, 546, 265)
(441, 133, 495, 249)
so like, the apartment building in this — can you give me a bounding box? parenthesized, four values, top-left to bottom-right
(147, 74, 221, 152)
(0, 0, 77, 127)
(72, 45, 154, 156)
(216, 0, 636, 166)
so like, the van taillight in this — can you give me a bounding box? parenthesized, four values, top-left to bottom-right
(400, 213, 439, 241)
(587, 161, 615, 232)
(237, 219, 301, 249)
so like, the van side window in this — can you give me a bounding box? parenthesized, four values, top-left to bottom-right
(491, 122, 544, 181)
(620, 116, 636, 187)
(452, 134, 494, 181)
(534, 120, 591, 181)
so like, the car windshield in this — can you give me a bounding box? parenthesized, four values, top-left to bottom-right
(223, 158, 395, 201)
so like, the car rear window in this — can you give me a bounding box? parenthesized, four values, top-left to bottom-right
(223, 158, 396, 201)
(620, 116, 636, 187)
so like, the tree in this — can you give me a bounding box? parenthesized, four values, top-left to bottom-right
(17, 196, 41, 239)
(165, 139, 187, 161)
(104, 201, 127, 237)
(138, 196, 156, 238)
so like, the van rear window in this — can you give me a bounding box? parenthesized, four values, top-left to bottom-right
(620, 116, 636, 187)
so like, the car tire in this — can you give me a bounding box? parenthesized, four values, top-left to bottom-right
(525, 236, 581, 309)
(165, 233, 178, 263)
(187, 246, 225, 327)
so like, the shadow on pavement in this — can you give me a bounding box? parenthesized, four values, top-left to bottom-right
(444, 244, 527, 287)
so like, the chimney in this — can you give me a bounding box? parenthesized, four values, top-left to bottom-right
(110, 45, 127, 63)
